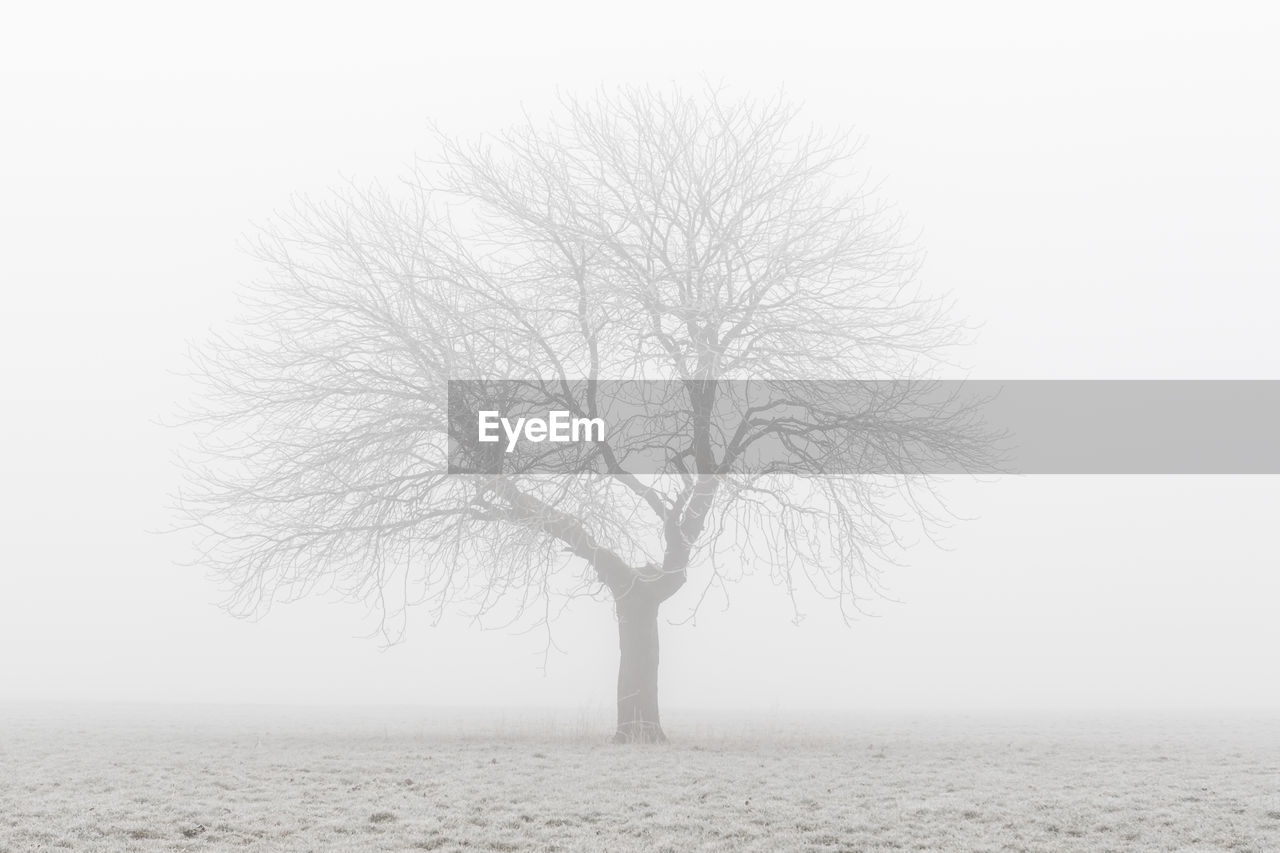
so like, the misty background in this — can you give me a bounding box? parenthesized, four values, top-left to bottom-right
(2, 2, 1277, 713)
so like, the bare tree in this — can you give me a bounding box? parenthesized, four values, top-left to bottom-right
(180, 86, 983, 742)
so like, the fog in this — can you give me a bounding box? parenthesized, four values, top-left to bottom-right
(2, 2, 1277, 712)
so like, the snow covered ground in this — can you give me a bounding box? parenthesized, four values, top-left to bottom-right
(2, 704, 1278, 852)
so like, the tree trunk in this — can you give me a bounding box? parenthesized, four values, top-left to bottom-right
(612, 593, 666, 743)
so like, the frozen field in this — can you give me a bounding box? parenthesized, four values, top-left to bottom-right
(2, 704, 1278, 852)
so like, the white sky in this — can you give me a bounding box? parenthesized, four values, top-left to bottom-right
(1, 1, 1277, 712)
